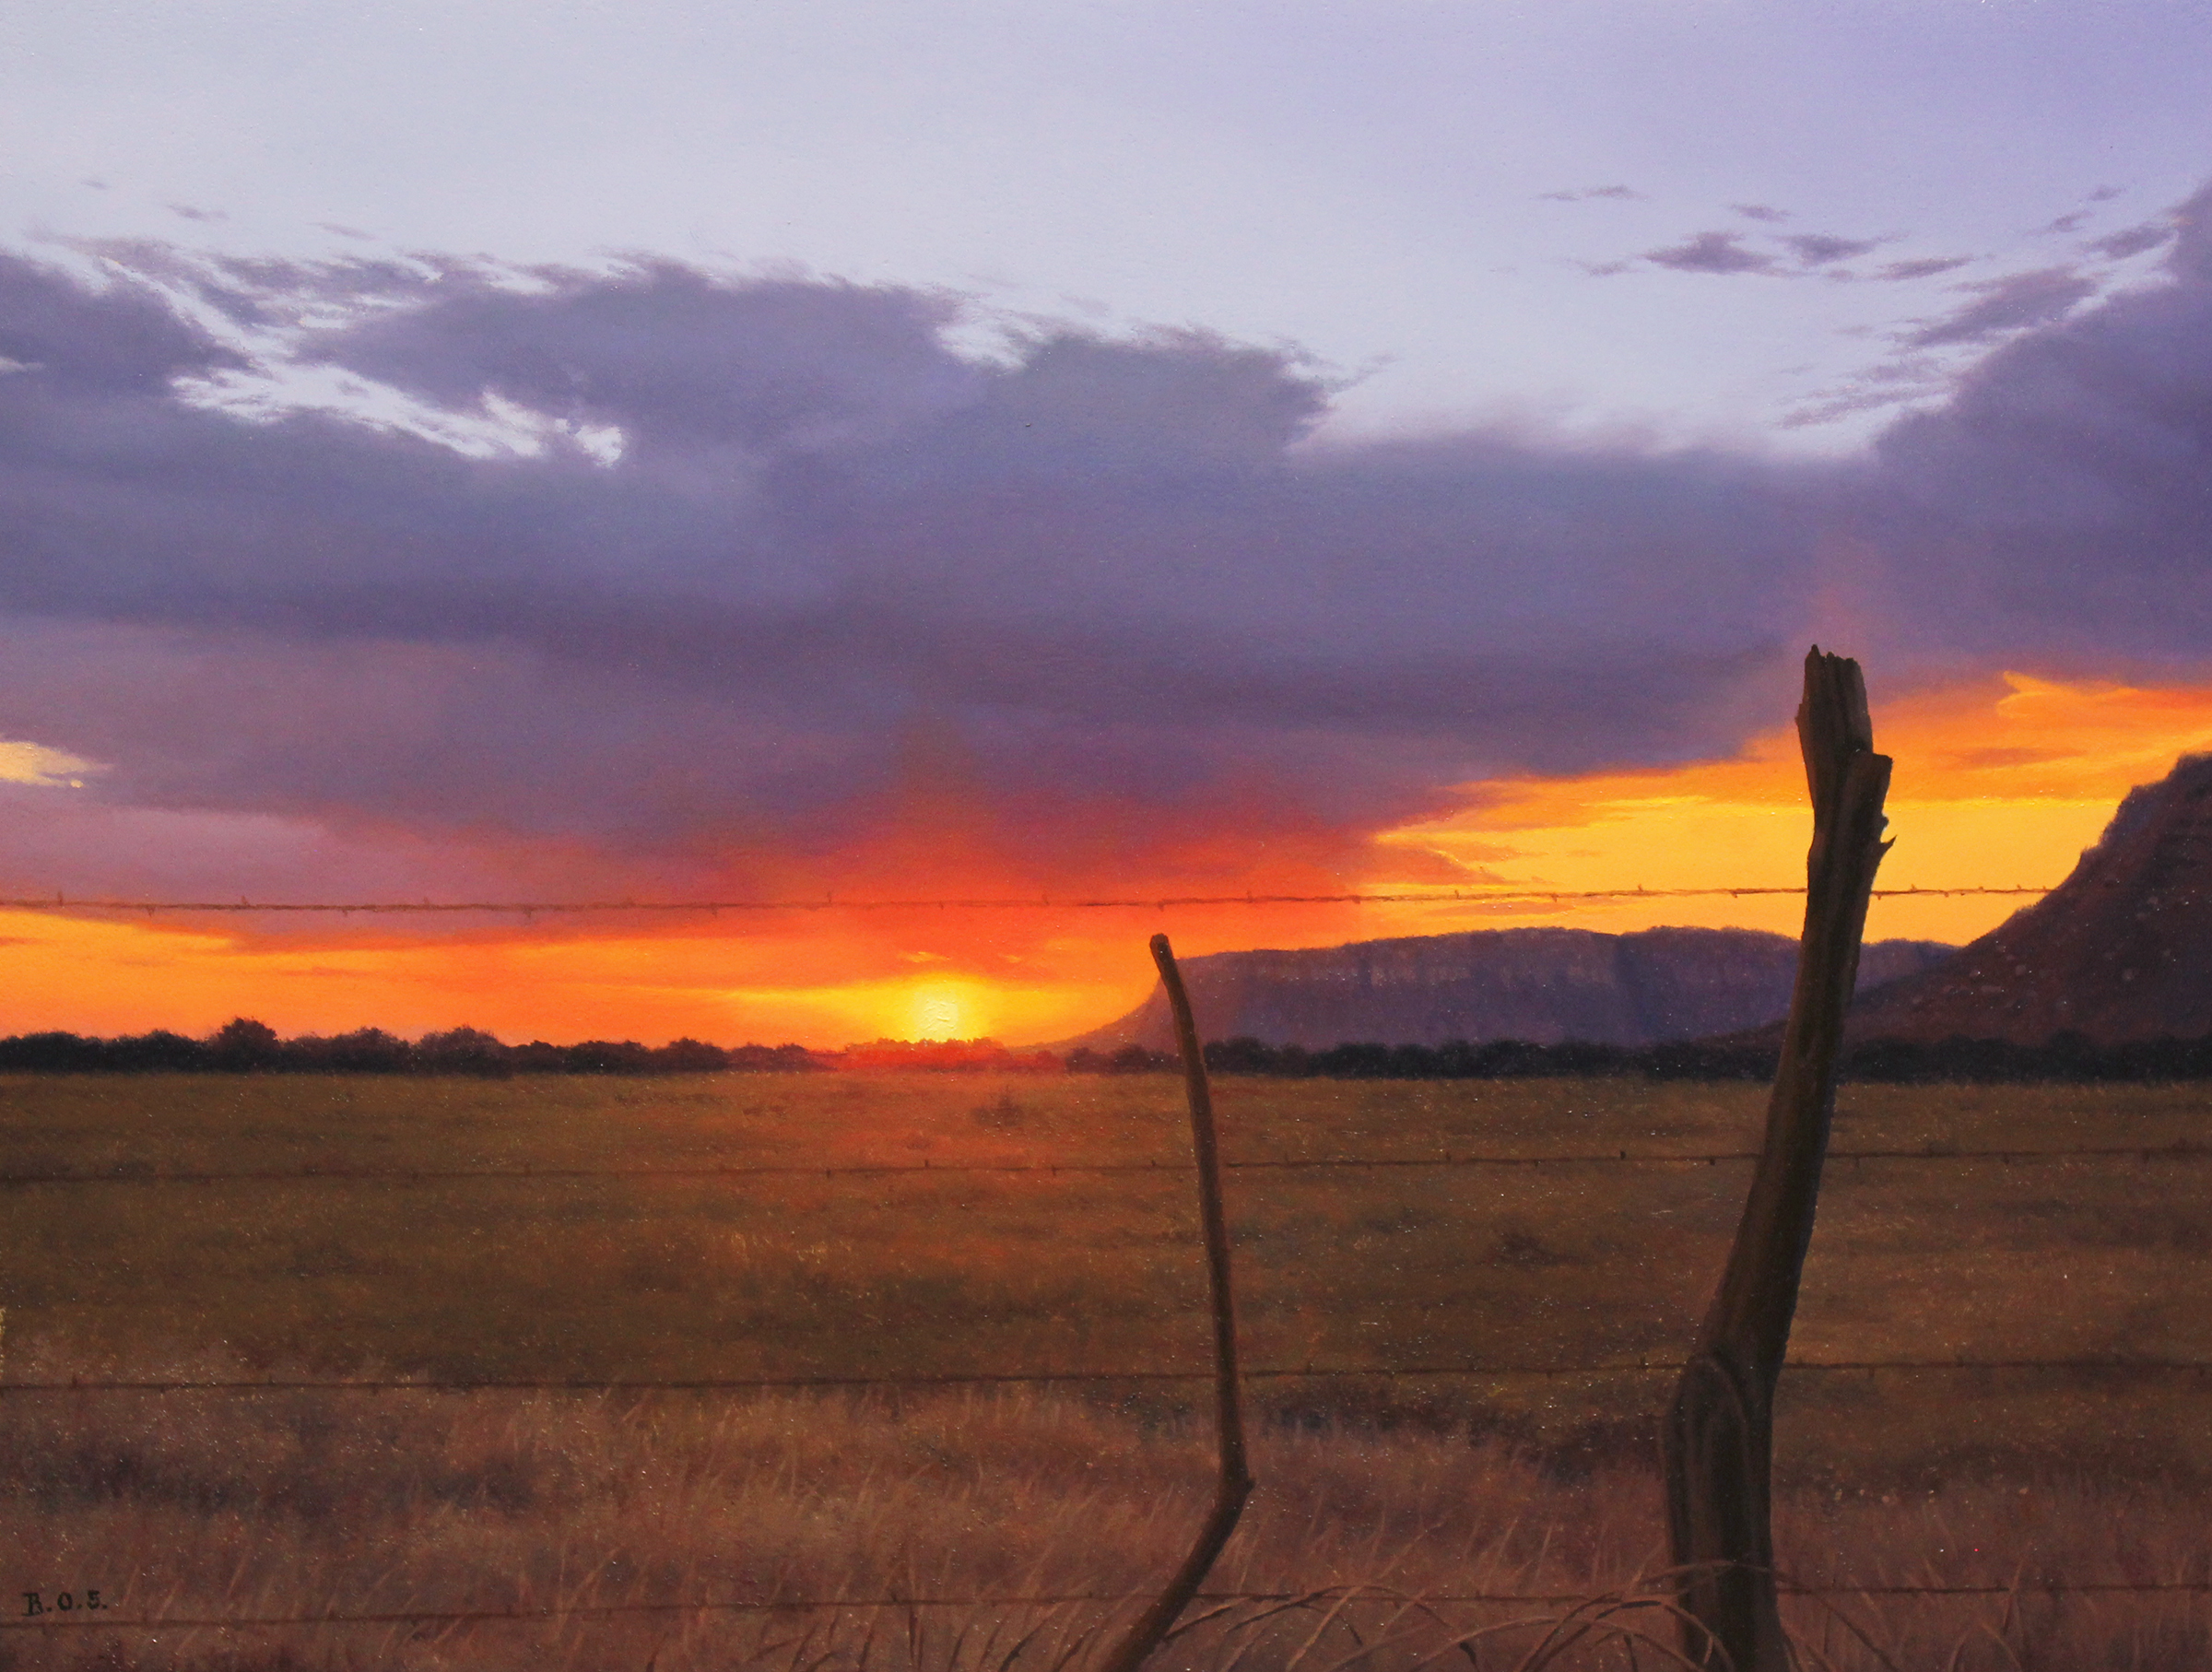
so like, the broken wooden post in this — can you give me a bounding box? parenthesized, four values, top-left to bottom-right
(1095, 933, 1253, 1672)
(1662, 646, 1892, 1671)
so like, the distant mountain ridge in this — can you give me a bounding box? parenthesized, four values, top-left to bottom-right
(1067, 925, 1955, 1053)
(1847, 752, 2212, 1045)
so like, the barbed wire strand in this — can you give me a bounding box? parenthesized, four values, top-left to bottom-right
(6, 1360, 2209, 1395)
(4, 1144, 2206, 1189)
(0, 885, 2054, 917)
(8, 1579, 2212, 1632)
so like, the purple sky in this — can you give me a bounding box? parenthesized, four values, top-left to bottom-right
(3, 2, 2212, 913)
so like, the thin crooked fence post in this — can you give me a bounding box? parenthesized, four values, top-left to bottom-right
(1095, 933, 1253, 1672)
(1662, 647, 1892, 1672)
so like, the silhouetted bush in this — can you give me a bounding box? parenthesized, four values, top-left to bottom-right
(653, 1038, 729, 1073)
(725, 1042, 823, 1073)
(562, 1040, 656, 1075)
(289, 1028, 411, 1074)
(208, 1017, 283, 1072)
(1102, 1043, 1174, 1074)
(416, 1027, 515, 1077)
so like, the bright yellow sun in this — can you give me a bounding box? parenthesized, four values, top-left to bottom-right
(912, 987, 964, 1041)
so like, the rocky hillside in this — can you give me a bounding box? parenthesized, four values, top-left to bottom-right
(1848, 753, 2212, 1044)
(1068, 924, 1954, 1053)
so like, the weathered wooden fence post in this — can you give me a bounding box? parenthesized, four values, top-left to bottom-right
(1663, 647, 1892, 1671)
(1096, 933, 1253, 1672)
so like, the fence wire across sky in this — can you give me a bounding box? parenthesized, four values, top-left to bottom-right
(0, 884, 2055, 915)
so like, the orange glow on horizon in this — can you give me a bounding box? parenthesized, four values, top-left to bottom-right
(9, 671, 2212, 1049)
(1360, 671, 2212, 947)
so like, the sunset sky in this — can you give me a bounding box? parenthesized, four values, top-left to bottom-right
(5, 1, 2212, 1046)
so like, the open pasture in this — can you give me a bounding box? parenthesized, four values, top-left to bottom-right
(6, 1069, 2212, 1478)
(6, 1070, 2212, 1668)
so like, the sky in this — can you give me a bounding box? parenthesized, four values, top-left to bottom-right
(4, 0, 2212, 1045)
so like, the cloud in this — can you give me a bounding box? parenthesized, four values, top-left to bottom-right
(1731, 205, 1790, 223)
(1780, 355, 1949, 430)
(1875, 256, 1973, 282)
(2085, 221, 2176, 261)
(1901, 265, 2099, 348)
(1640, 231, 1779, 275)
(1782, 233, 1885, 266)
(6, 181, 2212, 908)
(1538, 185, 1641, 203)
(1623, 225, 1888, 279)
(1858, 183, 2212, 665)
(0, 739, 102, 788)
(0, 245, 1818, 901)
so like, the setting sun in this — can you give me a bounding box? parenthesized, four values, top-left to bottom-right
(912, 985, 966, 1042)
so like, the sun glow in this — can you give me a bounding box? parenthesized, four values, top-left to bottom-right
(912, 986, 965, 1042)
(13, 673, 2212, 1049)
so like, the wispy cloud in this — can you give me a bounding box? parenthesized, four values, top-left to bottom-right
(1782, 232, 1887, 266)
(1641, 230, 1779, 275)
(0, 740, 103, 789)
(1875, 255, 1973, 282)
(2084, 221, 2176, 261)
(1902, 265, 2099, 348)
(1538, 184, 1642, 203)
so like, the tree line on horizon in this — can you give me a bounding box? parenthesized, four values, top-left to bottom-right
(1083, 1031, 2212, 1083)
(6, 1019, 2212, 1083)
(0, 1019, 819, 1077)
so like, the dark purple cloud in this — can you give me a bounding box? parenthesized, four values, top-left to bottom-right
(1732, 205, 1790, 223)
(1857, 184, 2212, 665)
(0, 246, 1816, 896)
(0, 255, 245, 394)
(4, 181, 2212, 901)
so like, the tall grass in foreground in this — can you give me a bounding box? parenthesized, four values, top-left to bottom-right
(1, 1347, 2206, 1671)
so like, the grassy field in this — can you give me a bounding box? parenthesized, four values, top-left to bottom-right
(6, 1070, 2212, 1469)
(3, 1069, 2211, 1667)
(5, 1376, 2208, 1671)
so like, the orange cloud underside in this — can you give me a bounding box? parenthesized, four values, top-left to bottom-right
(12, 672, 2212, 1047)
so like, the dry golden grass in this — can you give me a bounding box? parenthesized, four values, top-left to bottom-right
(2, 1071, 2210, 1667)
(0, 1356, 2206, 1670)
